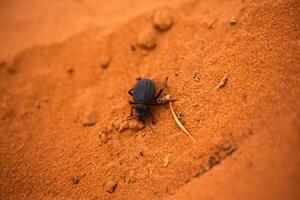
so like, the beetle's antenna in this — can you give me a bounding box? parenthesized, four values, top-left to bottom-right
(147, 122, 155, 134)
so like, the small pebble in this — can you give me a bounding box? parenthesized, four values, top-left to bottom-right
(35, 99, 41, 109)
(83, 114, 97, 126)
(100, 55, 111, 69)
(71, 176, 80, 184)
(99, 130, 110, 144)
(207, 20, 214, 29)
(163, 94, 171, 101)
(137, 29, 156, 50)
(140, 131, 146, 137)
(229, 17, 238, 26)
(153, 9, 173, 31)
(105, 180, 117, 193)
(67, 68, 74, 74)
(193, 103, 199, 107)
(130, 45, 136, 51)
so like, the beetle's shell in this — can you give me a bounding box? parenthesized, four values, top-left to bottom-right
(133, 78, 156, 104)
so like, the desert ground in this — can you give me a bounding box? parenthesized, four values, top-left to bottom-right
(0, 0, 299, 199)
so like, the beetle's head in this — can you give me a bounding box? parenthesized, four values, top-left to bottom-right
(135, 104, 148, 122)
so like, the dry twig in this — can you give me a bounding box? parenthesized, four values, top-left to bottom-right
(169, 102, 196, 143)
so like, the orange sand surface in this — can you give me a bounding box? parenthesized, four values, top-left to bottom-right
(0, 0, 299, 199)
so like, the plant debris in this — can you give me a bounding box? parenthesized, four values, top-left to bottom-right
(175, 111, 184, 121)
(169, 101, 196, 143)
(163, 154, 170, 167)
(193, 72, 201, 82)
(216, 74, 228, 89)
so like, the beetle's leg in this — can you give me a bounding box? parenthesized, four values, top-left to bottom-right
(155, 77, 168, 100)
(150, 98, 176, 106)
(129, 102, 135, 116)
(128, 88, 134, 96)
(150, 101, 169, 106)
(148, 108, 156, 124)
(122, 105, 135, 121)
(130, 106, 134, 116)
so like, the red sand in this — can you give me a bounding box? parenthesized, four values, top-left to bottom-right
(0, 0, 299, 199)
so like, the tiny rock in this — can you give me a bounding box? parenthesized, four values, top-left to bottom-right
(130, 45, 136, 51)
(229, 17, 238, 26)
(153, 9, 173, 31)
(206, 20, 215, 29)
(35, 99, 41, 109)
(83, 114, 97, 126)
(99, 129, 110, 144)
(139, 151, 144, 156)
(137, 29, 156, 50)
(100, 55, 111, 69)
(164, 94, 171, 101)
(105, 180, 117, 193)
(67, 68, 74, 74)
(71, 176, 80, 184)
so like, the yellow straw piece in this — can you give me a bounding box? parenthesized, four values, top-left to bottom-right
(169, 102, 196, 143)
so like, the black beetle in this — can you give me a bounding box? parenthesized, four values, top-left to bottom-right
(127, 77, 172, 123)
